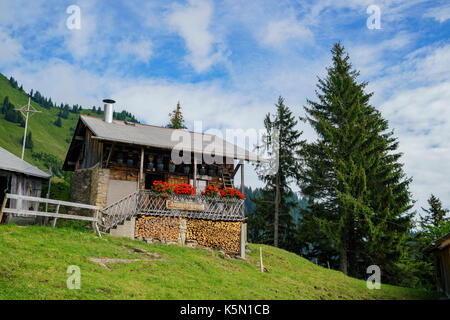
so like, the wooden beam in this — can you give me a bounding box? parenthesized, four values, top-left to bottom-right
(6, 194, 99, 210)
(139, 147, 144, 191)
(232, 163, 242, 178)
(74, 135, 84, 141)
(240, 160, 245, 195)
(240, 160, 245, 219)
(0, 195, 8, 223)
(2, 208, 98, 222)
(100, 142, 104, 169)
(105, 143, 115, 168)
(51, 203, 60, 228)
(193, 155, 197, 191)
(240, 223, 247, 259)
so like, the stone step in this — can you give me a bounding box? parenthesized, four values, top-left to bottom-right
(109, 217, 135, 239)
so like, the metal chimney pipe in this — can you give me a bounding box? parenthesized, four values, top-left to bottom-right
(103, 99, 115, 123)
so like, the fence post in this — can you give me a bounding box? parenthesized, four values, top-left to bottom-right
(94, 209, 102, 238)
(52, 203, 60, 228)
(0, 195, 8, 223)
(240, 222, 247, 259)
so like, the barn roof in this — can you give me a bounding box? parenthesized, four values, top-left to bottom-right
(78, 115, 263, 162)
(0, 147, 51, 179)
(424, 232, 450, 253)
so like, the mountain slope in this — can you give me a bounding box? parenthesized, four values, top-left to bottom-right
(0, 224, 436, 300)
(0, 73, 136, 182)
(0, 73, 75, 167)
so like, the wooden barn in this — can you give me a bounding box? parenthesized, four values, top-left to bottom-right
(63, 100, 263, 257)
(0, 146, 51, 225)
(426, 232, 450, 297)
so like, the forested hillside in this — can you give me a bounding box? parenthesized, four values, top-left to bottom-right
(0, 73, 138, 195)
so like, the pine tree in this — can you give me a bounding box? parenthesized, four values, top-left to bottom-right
(298, 43, 413, 282)
(167, 102, 187, 129)
(420, 194, 449, 228)
(23, 131, 33, 150)
(54, 117, 62, 127)
(9, 76, 18, 89)
(1, 96, 10, 114)
(251, 96, 303, 249)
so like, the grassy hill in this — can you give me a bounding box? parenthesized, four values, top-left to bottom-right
(0, 73, 76, 170)
(0, 224, 436, 300)
(0, 72, 136, 188)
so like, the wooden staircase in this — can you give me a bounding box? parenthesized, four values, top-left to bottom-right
(99, 192, 138, 233)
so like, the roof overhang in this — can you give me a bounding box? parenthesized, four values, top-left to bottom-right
(424, 232, 450, 253)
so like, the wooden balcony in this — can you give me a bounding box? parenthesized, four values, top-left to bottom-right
(137, 190, 245, 222)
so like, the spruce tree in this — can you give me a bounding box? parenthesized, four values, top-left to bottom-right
(54, 117, 62, 127)
(420, 194, 449, 228)
(1, 96, 10, 114)
(167, 102, 187, 129)
(251, 96, 303, 249)
(23, 131, 33, 150)
(298, 43, 413, 282)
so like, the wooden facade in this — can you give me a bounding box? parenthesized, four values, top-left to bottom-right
(426, 232, 450, 297)
(0, 169, 49, 225)
(65, 117, 243, 210)
(63, 115, 252, 257)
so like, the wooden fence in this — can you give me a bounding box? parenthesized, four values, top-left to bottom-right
(0, 193, 101, 236)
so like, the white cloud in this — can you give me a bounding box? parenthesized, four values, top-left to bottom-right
(348, 33, 413, 79)
(167, 0, 227, 72)
(261, 18, 313, 48)
(115, 39, 153, 64)
(424, 4, 450, 23)
(0, 28, 24, 66)
(379, 82, 450, 211)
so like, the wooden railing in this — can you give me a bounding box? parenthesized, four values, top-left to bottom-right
(137, 190, 245, 221)
(99, 192, 138, 232)
(0, 193, 101, 236)
(98, 190, 246, 233)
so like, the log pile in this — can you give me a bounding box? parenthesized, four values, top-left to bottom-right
(135, 216, 179, 241)
(186, 219, 241, 254)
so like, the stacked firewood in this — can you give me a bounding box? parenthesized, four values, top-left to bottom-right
(135, 216, 179, 241)
(186, 219, 241, 254)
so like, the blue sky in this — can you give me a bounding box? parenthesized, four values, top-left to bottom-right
(0, 0, 449, 214)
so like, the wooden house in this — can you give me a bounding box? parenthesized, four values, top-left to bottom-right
(426, 232, 450, 297)
(63, 100, 262, 257)
(0, 146, 51, 224)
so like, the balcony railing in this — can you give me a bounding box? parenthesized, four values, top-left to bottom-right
(137, 190, 245, 222)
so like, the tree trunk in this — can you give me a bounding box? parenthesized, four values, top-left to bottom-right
(339, 246, 348, 275)
(274, 172, 280, 247)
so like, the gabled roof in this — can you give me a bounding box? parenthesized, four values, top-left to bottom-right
(424, 232, 450, 253)
(0, 147, 50, 179)
(77, 115, 262, 162)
